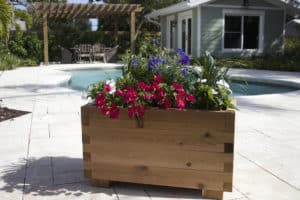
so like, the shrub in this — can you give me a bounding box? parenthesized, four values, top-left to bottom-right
(0, 53, 21, 70)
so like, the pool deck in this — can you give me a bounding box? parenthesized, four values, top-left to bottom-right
(0, 65, 300, 200)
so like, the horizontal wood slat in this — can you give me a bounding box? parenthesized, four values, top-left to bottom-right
(91, 161, 231, 191)
(86, 143, 231, 172)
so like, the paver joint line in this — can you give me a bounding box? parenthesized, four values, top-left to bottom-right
(237, 153, 300, 191)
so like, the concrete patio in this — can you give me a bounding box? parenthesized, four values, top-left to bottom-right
(0, 66, 300, 200)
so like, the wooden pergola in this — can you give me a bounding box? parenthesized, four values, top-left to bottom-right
(33, 2, 143, 65)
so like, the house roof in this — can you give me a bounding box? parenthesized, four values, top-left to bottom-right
(146, 0, 300, 18)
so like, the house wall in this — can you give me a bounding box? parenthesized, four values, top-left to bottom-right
(159, 0, 285, 57)
(201, 6, 285, 57)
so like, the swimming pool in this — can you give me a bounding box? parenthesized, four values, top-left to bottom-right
(230, 80, 299, 96)
(65, 68, 123, 91)
(65, 68, 299, 96)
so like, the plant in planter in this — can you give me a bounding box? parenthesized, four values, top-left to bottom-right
(82, 38, 235, 200)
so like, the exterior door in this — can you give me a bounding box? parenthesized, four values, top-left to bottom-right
(178, 11, 192, 55)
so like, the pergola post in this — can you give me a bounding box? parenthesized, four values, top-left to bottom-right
(130, 11, 136, 54)
(43, 13, 49, 65)
(113, 16, 119, 46)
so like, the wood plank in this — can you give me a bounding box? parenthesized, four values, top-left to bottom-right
(85, 123, 234, 144)
(88, 132, 225, 152)
(63, 4, 76, 19)
(71, 4, 86, 19)
(91, 161, 230, 191)
(202, 189, 223, 200)
(86, 143, 231, 172)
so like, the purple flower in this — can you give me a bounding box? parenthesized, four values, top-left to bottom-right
(181, 67, 188, 76)
(178, 54, 190, 65)
(152, 39, 160, 45)
(177, 48, 186, 56)
(156, 69, 162, 76)
(158, 57, 167, 64)
(148, 56, 166, 71)
(131, 59, 138, 67)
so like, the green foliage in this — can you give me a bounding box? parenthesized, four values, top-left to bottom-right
(209, 38, 300, 72)
(0, 0, 13, 42)
(0, 53, 21, 70)
(14, 9, 32, 30)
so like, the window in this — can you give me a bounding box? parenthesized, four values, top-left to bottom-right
(224, 14, 261, 50)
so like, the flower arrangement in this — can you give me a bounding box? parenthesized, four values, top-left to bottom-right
(88, 38, 234, 120)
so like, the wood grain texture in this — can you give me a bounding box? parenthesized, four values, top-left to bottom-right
(81, 105, 235, 200)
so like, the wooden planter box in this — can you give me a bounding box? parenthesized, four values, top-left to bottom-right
(81, 104, 235, 200)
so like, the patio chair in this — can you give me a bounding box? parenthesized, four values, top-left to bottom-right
(76, 44, 92, 63)
(104, 45, 119, 63)
(92, 44, 106, 63)
(59, 46, 73, 64)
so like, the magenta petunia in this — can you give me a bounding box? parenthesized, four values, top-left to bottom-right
(116, 89, 123, 96)
(95, 93, 106, 108)
(154, 75, 163, 83)
(109, 104, 120, 119)
(186, 94, 196, 103)
(104, 84, 111, 92)
(172, 83, 184, 91)
(176, 96, 186, 109)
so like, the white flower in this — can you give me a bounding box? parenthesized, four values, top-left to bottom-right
(106, 79, 116, 94)
(212, 89, 218, 95)
(201, 79, 207, 83)
(193, 66, 202, 74)
(217, 80, 230, 88)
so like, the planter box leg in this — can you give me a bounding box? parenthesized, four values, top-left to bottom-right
(91, 179, 112, 188)
(202, 189, 223, 200)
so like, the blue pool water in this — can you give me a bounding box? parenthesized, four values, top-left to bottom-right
(230, 80, 298, 96)
(65, 68, 123, 90)
(65, 68, 299, 96)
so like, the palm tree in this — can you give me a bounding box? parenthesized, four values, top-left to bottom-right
(0, 0, 13, 45)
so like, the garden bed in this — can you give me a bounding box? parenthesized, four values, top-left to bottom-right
(81, 104, 235, 200)
(0, 106, 29, 122)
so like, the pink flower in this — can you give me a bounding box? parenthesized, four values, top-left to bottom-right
(186, 94, 196, 103)
(137, 82, 148, 90)
(128, 106, 136, 118)
(116, 89, 123, 97)
(162, 98, 172, 109)
(101, 105, 109, 115)
(124, 87, 138, 104)
(178, 90, 186, 98)
(138, 105, 145, 118)
(176, 96, 186, 109)
(95, 93, 106, 108)
(172, 83, 183, 91)
(154, 75, 163, 83)
(152, 82, 160, 91)
(104, 84, 111, 92)
(109, 104, 120, 119)
(144, 92, 151, 100)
